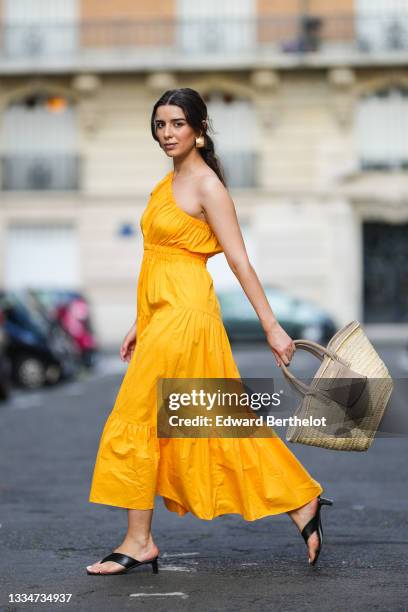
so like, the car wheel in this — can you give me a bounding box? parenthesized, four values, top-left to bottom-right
(15, 356, 46, 389)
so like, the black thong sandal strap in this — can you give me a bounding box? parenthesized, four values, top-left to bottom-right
(100, 552, 139, 567)
(301, 515, 319, 544)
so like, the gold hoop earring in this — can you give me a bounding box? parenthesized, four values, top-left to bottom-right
(195, 134, 205, 148)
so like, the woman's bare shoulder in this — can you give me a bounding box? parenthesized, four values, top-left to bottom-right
(197, 168, 226, 196)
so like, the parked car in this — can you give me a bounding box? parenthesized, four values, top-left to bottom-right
(0, 306, 12, 400)
(0, 290, 81, 390)
(217, 286, 337, 345)
(28, 289, 99, 369)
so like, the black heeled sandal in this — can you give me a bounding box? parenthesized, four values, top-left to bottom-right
(86, 552, 159, 576)
(301, 496, 333, 566)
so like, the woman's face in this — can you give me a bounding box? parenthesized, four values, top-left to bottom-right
(154, 104, 199, 157)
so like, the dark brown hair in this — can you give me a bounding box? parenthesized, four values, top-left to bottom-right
(150, 87, 227, 187)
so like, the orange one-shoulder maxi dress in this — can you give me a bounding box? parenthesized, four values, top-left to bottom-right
(88, 170, 323, 520)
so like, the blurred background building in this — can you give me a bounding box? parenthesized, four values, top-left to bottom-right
(0, 0, 407, 347)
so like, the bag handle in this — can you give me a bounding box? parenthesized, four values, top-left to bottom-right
(279, 339, 350, 400)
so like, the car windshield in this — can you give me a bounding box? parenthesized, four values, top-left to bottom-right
(32, 289, 80, 310)
(0, 291, 49, 335)
(219, 288, 296, 320)
(218, 292, 254, 319)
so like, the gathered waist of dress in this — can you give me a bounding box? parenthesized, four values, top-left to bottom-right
(143, 242, 209, 264)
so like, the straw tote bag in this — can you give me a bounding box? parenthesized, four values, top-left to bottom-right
(279, 320, 394, 451)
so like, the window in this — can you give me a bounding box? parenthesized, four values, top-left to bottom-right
(205, 91, 259, 188)
(3, 0, 78, 58)
(0, 92, 80, 190)
(356, 0, 408, 52)
(176, 0, 256, 54)
(355, 86, 408, 170)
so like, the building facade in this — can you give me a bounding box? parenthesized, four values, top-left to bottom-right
(0, 0, 407, 346)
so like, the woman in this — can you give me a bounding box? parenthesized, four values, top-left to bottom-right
(86, 88, 333, 576)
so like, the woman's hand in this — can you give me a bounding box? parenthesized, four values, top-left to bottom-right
(120, 322, 137, 363)
(265, 321, 296, 367)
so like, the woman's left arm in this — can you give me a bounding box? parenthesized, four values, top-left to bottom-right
(199, 176, 295, 367)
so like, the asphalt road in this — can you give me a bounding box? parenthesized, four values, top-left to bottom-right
(1, 341, 407, 612)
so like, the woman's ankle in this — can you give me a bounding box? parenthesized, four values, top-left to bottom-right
(124, 534, 155, 549)
(287, 496, 317, 519)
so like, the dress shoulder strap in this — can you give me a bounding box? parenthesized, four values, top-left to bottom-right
(149, 171, 172, 197)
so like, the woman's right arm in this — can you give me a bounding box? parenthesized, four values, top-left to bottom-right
(119, 321, 137, 362)
(198, 176, 295, 368)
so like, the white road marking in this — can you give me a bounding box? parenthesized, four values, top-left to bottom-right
(159, 565, 196, 572)
(129, 592, 189, 599)
(159, 552, 199, 571)
(161, 552, 199, 558)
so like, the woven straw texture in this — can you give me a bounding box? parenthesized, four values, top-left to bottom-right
(285, 321, 394, 451)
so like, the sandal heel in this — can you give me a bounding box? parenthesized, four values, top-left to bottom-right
(319, 496, 334, 506)
(151, 557, 159, 574)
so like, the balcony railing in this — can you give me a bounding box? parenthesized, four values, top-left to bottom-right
(1, 154, 81, 191)
(0, 13, 407, 70)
